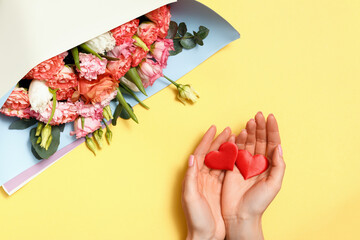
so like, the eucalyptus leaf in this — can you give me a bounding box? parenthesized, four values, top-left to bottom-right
(198, 26, 210, 40)
(31, 146, 43, 160)
(169, 39, 183, 56)
(58, 124, 65, 132)
(166, 21, 178, 39)
(178, 22, 187, 36)
(9, 118, 37, 130)
(180, 33, 196, 49)
(30, 126, 60, 159)
(194, 35, 204, 46)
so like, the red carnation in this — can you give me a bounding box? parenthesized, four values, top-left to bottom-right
(145, 5, 171, 39)
(111, 19, 139, 46)
(137, 22, 160, 46)
(131, 46, 148, 67)
(23, 52, 67, 80)
(107, 55, 132, 80)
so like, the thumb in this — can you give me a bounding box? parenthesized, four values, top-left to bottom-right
(267, 145, 286, 190)
(182, 155, 199, 200)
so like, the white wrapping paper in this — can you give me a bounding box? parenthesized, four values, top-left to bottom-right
(0, 0, 176, 101)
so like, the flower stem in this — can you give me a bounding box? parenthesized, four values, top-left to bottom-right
(102, 119, 110, 131)
(163, 75, 180, 88)
(47, 88, 58, 126)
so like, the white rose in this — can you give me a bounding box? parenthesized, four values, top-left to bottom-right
(85, 32, 116, 54)
(28, 80, 53, 113)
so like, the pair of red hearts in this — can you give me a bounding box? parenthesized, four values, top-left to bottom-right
(204, 142, 269, 180)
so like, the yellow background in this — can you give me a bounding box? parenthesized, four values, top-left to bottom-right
(1, 0, 360, 239)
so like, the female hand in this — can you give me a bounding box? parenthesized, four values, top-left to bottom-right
(181, 125, 231, 240)
(221, 112, 286, 240)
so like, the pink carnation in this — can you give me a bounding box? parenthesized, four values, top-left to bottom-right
(137, 22, 160, 46)
(35, 101, 78, 125)
(70, 117, 102, 139)
(145, 6, 171, 39)
(111, 19, 139, 46)
(137, 59, 163, 88)
(151, 38, 174, 68)
(0, 107, 32, 119)
(107, 40, 135, 59)
(46, 66, 78, 89)
(131, 46, 148, 67)
(78, 53, 107, 81)
(23, 52, 67, 80)
(75, 101, 103, 120)
(107, 55, 132, 80)
(2, 87, 30, 110)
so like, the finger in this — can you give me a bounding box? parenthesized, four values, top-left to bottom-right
(208, 127, 232, 176)
(267, 145, 285, 191)
(245, 119, 256, 155)
(183, 155, 200, 201)
(228, 134, 236, 143)
(235, 129, 247, 150)
(193, 125, 217, 169)
(255, 111, 267, 155)
(266, 114, 281, 159)
(228, 134, 241, 174)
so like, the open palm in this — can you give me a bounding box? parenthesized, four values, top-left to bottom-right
(221, 112, 285, 222)
(182, 126, 232, 240)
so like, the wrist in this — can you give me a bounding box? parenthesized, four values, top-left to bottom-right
(224, 214, 264, 240)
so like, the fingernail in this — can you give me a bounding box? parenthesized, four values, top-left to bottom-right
(188, 155, 194, 167)
(278, 145, 283, 156)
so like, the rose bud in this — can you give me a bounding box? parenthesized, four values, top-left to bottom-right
(85, 136, 97, 156)
(28, 80, 53, 113)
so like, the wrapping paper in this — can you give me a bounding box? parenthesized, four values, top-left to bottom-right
(0, 0, 240, 195)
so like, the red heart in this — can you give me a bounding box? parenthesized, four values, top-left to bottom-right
(204, 142, 238, 170)
(235, 150, 269, 180)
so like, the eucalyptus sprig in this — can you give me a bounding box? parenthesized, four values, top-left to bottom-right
(167, 21, 210, 55)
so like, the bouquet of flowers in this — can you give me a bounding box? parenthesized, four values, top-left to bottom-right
(0, 5, 208, 159)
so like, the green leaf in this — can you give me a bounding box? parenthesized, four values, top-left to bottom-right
(120, 103, 133, 120)
(178, 22, 187, 36)
(58, 124, 65, 132)
(166, 21, 178, 39)
(30, 126, 61, 159)
(194, 35, 204, 46)
(169, 38, 183, 56)
(31, 146, 43, 160)
(112, 104, 123, 126)
(9, 118, 37, 130)
(197, 26, 210, 40)
(180, 33, 196, 49)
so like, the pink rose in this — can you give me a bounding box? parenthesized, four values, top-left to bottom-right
(46, 66, 78, 89)
(137, 22, 160, 46)
(2, 87, 30, 110)
(137, 59, 163, 88)
(107, 55, 132, 80)
(23, 52, 67, 80)
(107, 41, 135, 59)
(145, 5, 171, 39)
(35, 101, 78, 125)
(70, 117, 102, 139)
(77, 53, 107, 81)
(78, 72, 119, 104)
(111, 19, 139, 46)
(151, 38, 174, 68)
(131, 46, 148, 67)
(0, 107, 32, 119)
